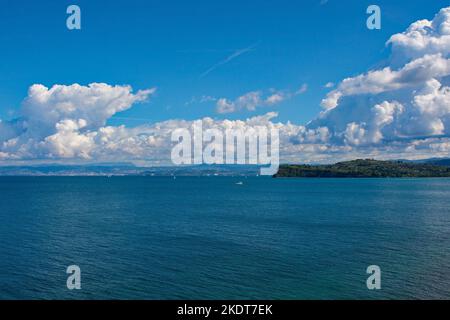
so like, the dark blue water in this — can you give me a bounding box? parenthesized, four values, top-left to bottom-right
(0, 176, 449, 299)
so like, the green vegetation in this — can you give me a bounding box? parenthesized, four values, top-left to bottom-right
(274, 159, 450, 178)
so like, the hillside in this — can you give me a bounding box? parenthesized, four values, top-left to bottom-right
(274, 159, 450, 178)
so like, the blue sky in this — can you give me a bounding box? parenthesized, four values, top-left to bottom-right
(0, 0, 447, 125)
(2, 0, 450, 164)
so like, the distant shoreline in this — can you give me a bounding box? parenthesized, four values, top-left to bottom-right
(2, 159, 450, 178)
(273, 159, 450, 178)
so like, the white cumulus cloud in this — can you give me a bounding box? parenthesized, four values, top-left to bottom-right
(311, 6, 450, 152)
(3, 7, 450, 165)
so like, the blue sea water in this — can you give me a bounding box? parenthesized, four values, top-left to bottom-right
(0, 176, 449, 300)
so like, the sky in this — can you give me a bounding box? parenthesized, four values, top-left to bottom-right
(1, 0, 450, 165)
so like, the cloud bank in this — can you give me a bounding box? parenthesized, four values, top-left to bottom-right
(311, 6, 450, 153)
(216, 85, 307, 114)
(2, 7, 450, 165)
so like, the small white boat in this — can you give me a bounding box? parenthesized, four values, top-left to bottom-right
(236, 181, 244, 185)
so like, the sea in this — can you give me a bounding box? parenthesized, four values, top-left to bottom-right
(0, 176, 449, 299)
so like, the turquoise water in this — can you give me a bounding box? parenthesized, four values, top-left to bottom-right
(0, 176, 449, 299)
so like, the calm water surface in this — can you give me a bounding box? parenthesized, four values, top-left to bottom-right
(0, 176, 449, 299)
